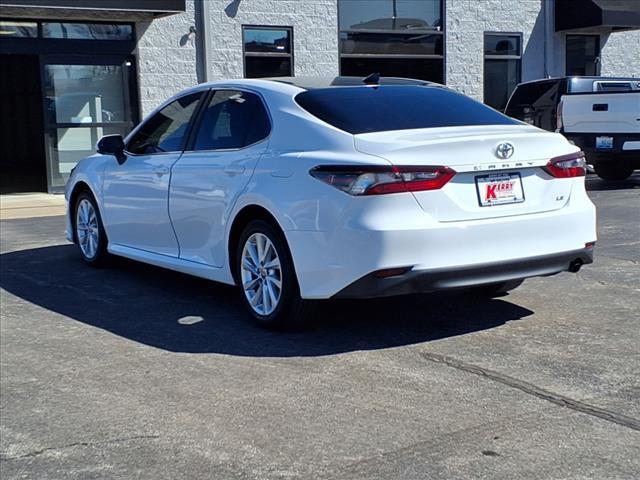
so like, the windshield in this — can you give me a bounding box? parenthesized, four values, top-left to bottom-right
(295, 85, 518, 135)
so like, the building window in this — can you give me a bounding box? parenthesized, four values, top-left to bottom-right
(0, 20, 38, 37)
(243, 26, 293, 78)
(42, 22, 133, 40)
(338, 0, 444, 83)
(484, 33, 522, 111)
(0, 19, 134, 40)
(566, 35, 600, 76)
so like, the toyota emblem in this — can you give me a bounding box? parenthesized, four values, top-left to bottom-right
(495, 142, 515, 159)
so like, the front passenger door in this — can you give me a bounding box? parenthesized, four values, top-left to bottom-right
(102, 91, 203, 256)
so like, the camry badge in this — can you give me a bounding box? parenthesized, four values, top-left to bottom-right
(495, 142, 515, 159)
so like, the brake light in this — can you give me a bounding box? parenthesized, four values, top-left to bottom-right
(310, 165, 456, 195)
(543, 151, 586, 178)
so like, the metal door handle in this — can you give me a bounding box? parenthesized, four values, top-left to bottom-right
(224, 165, 245, 175)
(154, 166, 170, 176)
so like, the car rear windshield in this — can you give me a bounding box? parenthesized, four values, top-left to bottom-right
(295, 85, 518, 135)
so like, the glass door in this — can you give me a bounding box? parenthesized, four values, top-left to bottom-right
(41, 55, 138, 191)
(565, 35, 600, 76)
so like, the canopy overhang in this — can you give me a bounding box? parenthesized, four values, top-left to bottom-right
(556, 0, 640, 32)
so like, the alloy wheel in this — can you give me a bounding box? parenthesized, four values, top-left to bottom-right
(76, 198, 99, 259)
(240, 232, 283, 316)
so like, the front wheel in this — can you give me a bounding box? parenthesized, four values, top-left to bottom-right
(594, 161, 634, 181)
(236, 220, 316, 329)
(74, 192, 109, 266)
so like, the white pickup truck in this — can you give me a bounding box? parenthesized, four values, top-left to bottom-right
(505, 77, 640, 180)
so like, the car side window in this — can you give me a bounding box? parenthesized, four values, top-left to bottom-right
(192, 90, 270, 151)
(507, 81, 558, 114)
(127, 92, 203, 155)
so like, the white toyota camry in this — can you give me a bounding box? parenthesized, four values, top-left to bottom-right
(65, 76, 597, 328)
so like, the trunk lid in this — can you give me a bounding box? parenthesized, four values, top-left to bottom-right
(354, 125, 578, 222)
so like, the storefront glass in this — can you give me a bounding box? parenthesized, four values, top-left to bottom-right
(338, 0, 445, 83)
(43, 60, 134, 189)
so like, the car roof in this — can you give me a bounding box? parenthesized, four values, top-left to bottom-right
(179, 76, 443, 100)
(263, 75, 439, 89)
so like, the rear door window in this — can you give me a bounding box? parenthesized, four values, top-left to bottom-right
(192, 90, 270, 150)
(295, 86, 517, 135)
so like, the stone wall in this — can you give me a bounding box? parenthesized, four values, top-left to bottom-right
(445, 0, 546, 101)
(600, 30, 640, 78)
(135, 2, 199, 117)
(204, 0, 339, 80)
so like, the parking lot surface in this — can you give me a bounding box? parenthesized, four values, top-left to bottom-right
(1, 174, 639, 479)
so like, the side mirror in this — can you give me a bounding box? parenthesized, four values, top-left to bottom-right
(97, 134, 126, 165)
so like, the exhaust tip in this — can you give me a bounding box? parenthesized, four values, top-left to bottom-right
(569, 259, 584, 273)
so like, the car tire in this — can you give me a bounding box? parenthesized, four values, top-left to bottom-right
(74, 191, 109, 266)
(236, 219, 316, 329)
(594, 161, 634, 181)
(470, 279, 524, 298)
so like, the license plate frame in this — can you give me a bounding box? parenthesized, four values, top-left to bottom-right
(596, 136, 614, 150)
(475, 172, 525, 207)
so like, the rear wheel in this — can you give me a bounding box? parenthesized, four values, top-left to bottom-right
(594, 161, 634, 181)
(74, 192, 109, 266)
(236, 219, 316, 329)
(470, 279, 524, 298)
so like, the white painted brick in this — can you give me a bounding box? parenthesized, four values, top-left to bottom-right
(204, 0, 339, 80)
(135, 1, 198, 117)
(446, 0, 545, 102)
(132, 0, 639, 117)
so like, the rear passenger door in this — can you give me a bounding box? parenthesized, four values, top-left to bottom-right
(169, 89, 271, 267)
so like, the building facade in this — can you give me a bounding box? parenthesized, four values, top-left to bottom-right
(1, 0, 639, 193)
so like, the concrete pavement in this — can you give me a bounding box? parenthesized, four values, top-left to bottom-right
(1, 174, 639, 479)
(0, 193, 66, 221)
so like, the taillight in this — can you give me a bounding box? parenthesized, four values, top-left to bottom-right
(309, 165, 456, 195)
(543, 151, 586, 178)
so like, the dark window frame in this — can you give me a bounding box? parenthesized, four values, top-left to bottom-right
(483, 31, 523, 111)
(565, 34, 601, 76)
(242, 25, 294, 78)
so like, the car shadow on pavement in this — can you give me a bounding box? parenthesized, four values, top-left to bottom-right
(1, 245, 534, 357)
(585, 172, 640, 191)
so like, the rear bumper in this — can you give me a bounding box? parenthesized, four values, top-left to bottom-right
(286, 186, 597, 299)
(563, 132, 640, 163)
(334, 248, 594, 299)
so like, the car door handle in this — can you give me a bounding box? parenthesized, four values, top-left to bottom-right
(224, 165, 245, 175)
(153, 166, 170, 176)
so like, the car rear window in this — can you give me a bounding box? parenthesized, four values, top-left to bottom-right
(295, 85, 518, 135)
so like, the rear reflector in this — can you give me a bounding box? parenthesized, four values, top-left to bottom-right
(585, 242, 596, 249)
(373, 267, 412, 278)
(310, 165, 456, 196)
(543, 151, 586, 178)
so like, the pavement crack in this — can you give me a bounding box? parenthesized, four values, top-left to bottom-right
(0, 434, 160, 461)
(419, 351, 640, 432)
(598, 254, 639, 265)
